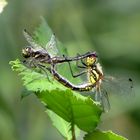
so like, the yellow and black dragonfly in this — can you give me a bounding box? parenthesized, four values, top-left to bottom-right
(22, 29, 133, 111)
(65, 57, 133, 111)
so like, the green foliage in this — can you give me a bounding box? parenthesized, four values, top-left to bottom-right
(84, 130, 128, 140)
(34, 17, 67, 56)
(9, 18, 128, 140)
(34, 17, 52, 46)
(10, 59, 102, 137)
(36, 88, 101, 132)
(46, 110, 80, 140)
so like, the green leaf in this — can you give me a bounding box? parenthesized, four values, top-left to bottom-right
(9, 59, 67, 92)
(21, 88, 33, 99)
(33, 17, 67, 56)
(10, 18, 103, 139)
(37, 89, 102, 132)
(10, 59, 102, 132)
(46, 109, 72, 139)
(33, 17, 69, 78)
(46, 110, 80, 140)
(84, 130, 128, 140)
(34, 17, 52, 46)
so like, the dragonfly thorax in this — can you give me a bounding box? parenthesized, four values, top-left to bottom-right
(87, 62, 103, 87)
(96, 63, 103, 77)
(22, 47, 51, 61)
(88, 68, 99, 84)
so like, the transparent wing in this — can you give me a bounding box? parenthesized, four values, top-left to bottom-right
(94, 88, 110, 112)
(102, 75, 133, 96)
(23, 29, 42, 49)
(45, 34, 58, 57)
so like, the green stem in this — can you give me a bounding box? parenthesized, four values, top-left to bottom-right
(71, 124, 76, 140)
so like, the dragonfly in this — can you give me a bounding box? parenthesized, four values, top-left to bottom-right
(51, 55, 133, 111)
(22, 29, 97, 69)
(72, 51, 134, 109)
(22, 29, 133, 112)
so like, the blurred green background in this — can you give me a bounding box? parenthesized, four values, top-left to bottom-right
(0, 0, 140, 140)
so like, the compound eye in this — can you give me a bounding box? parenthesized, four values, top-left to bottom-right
(25, 48, 28, 51)
(22, 48, 30, 58)
(91, 57, 96, 63)
(25, 47, 31, 52)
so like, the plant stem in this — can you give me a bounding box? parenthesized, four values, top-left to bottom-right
(71, 124, 76, 140)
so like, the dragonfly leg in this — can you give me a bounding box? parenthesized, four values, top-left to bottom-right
(63, 54, 86, 69)
(63, 54, 87, 78)
(75, 59, 86, 69)
(22, 59, 37, 71)
(22, 60, 52, 84)
(36, 63, 52, 82)
(67, 60, 87, 78)
(77, 54, 87, 68)
(80, 57, 87, 67)
(76, 53, 87, 68)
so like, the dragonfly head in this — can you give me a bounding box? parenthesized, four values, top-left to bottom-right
(22, 47, 34, 58)
(86, 54, 97, 66)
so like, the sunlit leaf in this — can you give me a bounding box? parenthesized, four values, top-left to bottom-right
(10, 59, 102, 133)
(33, 17, 68, 56)
(10, 18, 103, 139)
(47, 110, 80, 140)
(84, 130, 128, 140)
(37, 89, 102, 132)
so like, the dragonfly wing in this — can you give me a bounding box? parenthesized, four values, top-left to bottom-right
(95, 88, 110, 112)
(100, 89, 110, 112)
(102, 75, 133, 96)
(23, 29, 42, 49)
(45, 34, 58, 57)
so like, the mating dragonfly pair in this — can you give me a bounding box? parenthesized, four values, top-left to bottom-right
(22, 29, 133, 112)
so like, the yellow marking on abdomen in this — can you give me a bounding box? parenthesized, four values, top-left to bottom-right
(89, 70, 99, 84)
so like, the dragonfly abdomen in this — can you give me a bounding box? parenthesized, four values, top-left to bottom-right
(52, 68, 93, 91)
